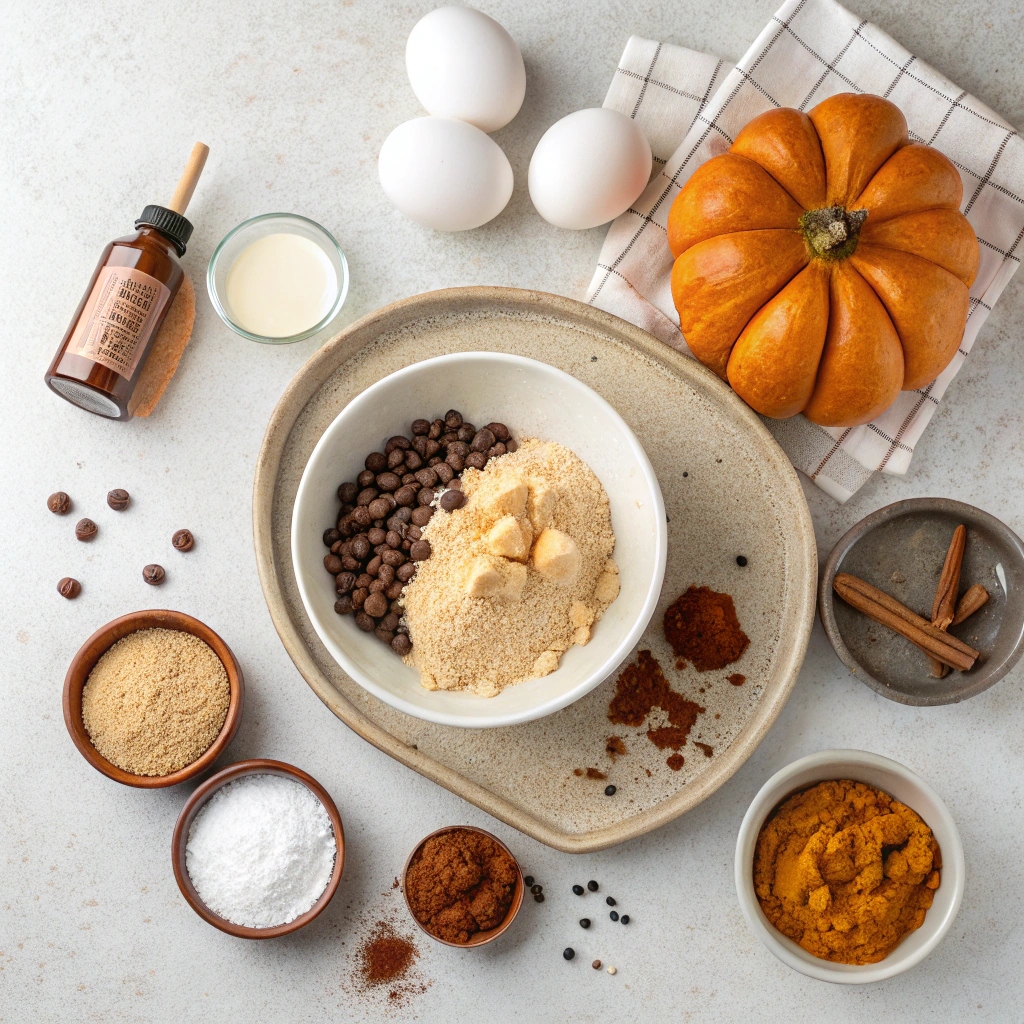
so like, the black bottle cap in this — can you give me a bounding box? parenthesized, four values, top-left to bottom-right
(135, 204, 193, 256)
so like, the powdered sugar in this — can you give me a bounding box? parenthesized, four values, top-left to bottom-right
(185, 774, 336, 928)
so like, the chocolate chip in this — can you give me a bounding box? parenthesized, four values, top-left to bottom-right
(386, 530, 402, 548)
(106, 488, 130, 511)
(355, 611, 375, 631)
(394, 484, 418, 507)
(465, 451, 487, 470)
(440, 431, 458, 446)
(381, 549, 405, 567)
(75, 518, 97, 541)
(488, 443, 506, 458)
(366, 554, 383, 577)
(356, 487, 378, 506)
(411, 418, 430, 436)
(364, 592, 388, 617)
(367, 528, 386, 546)
(142, 564, 165, 586)
(338, 481, 359, 504)
(410, 539, 432, 561)
(457, 424, 475, 442)
(414, 468, 438, 489)
(446, 440, 470, 458)
(435, 462, 454, 485)
(406, 525, 422, 541)
(58, 577, 81, 599)
(365, 452, 387, 473)
(404, 450, 423, 472)
(471, 428, 495, 452)
(374, 627, 395, 644)
(352, 506, 372, 528)
(439, 490, 466, 512)
(400, 473, 416, 485)
(173, 529, 195, 552)
(392, 633, 412, 655)
(397, 562, 416, 583)
(425, 438, 441, 458)
(446, 453, 464, 472)
(505, 437, 519, 454)
(428, 419, 444, 440)
(376, 472, 401, 493)
(378, 563, 395, 586)
(334, 595, 353, 615)
(387, 448, 406, 470)
(386, 581, 404, 600)
(368, 579, 387, 594)
(324, 554, 344, 574)
(485, 422, 510, 442)
(427, 456, 442, 467)
(417, 487, 435, 507)
(47, 491, 72, 515)
(411, 505, 434, 527)
(385, 435, 411, 453)
(356, 573, 373, 588)
(351, 587, 368, 609)
(352, 535, 371, 560)
(368, 497, 391, 520)
(336, 572, 356, 594)
(323, 528, 340, 546)
(444, 409, 463, 429)
(411, 435, 428, 458)
(380, 612, 400, 632)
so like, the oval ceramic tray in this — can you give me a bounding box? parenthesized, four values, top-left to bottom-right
(253, 287, 816, 853)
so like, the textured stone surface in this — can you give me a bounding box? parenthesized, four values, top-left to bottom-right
(2, 0, 1023, 1021)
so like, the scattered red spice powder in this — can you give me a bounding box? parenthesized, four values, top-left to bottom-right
(357, 921, 418, 987)
(728, 673, 746, 686)
(574, 767, 608, 780)
(694, 742, 714, 757)
(664, 586, 750, 671)
(666, 754, 685, 771)
(605, 736, 627, 760)
(646, 726, 690, 751)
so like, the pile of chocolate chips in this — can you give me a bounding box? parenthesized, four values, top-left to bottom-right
(323, 410, 515, 654)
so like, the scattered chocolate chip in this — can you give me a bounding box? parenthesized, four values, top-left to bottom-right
(323, 528, 340, 547)
(444, 409, 463, 429)
(587, 881, 599, 892)
(142, 564, 165, 585)
(336, 572, 356, 594)
(355, 611, 375, 631)
(338, 481, 359, 504)
(396, 562, 416, 583)
(358, 469, 376, 488)
(439, 489, 466, 512)
(324, 554, 344, 574)
(387, 448, 406, 470)
(434, 462, 454, 485)
(368, 497, 392, 520)
(471, 428, 495, 452)
(394, 484, 418, 507)
(592, 960, 602, 970)
(364, 592, 388, 617)
(428, 419, 443, 440)
(404, 450, 423, 472)
(376, 472, 401, 493)
(485, 422, 510, 442)
(505, 438, 519, 454)
(411, 418, 430, 436)
(58, 577, 81, 599)
(385, 435, 410, 453)
(75, 518, 97, 541)
(334, 595, 354, 615)
(47, 491, 72, 515)
(365, 452, 387, 473)
(465, 451, 488, 471)
(563, 948, 575, 961)
(106, 488, 130, 511)
(392, 633, 412, 655)
(489, 443, 506, 458)
(410, 539, 432, 561)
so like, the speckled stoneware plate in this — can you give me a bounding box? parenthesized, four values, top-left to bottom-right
(253, 287, 816, 853)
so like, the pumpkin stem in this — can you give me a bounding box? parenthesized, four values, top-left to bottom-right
(800, 206, 868, 261)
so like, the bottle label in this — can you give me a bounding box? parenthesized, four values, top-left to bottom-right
(66, 266, 171, 379)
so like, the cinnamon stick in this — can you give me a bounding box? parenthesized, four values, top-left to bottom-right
(928, 524, 967, 678)
(952, 583, 989, 626)
(833, 573, 979, 672)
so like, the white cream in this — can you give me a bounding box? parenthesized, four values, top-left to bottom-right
(225, 232, 337, 338)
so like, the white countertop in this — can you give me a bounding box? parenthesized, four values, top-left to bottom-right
(3, 1, 1023, 1020)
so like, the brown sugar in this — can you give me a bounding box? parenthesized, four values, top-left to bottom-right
(666, 754, 685, 771)
(81, 628, 228, 776)
(728, 673, 746, 686)
(664, 586, 749, 671)
(404, 829, 517, 944)
(358, 922, 418, 986)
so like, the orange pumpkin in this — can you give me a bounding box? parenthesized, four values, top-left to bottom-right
(667, 93, 980, 427)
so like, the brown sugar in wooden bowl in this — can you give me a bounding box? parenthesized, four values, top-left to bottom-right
(170, 758, 345, 939)
(62, 609, 244, 788)
(401, 825, 524, 947)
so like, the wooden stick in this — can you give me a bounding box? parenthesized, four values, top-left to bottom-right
(168, 142, 210, 215)
(952, 584, 989, 626)
(833, 574, 979, 672)
(928, 524, 966, 678)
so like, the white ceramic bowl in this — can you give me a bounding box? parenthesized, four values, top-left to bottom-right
(735, 750, 964, 984)
(291, 352, 667, 728)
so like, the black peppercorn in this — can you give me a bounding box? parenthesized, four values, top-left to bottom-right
(530, 884, 543, 895)
(533, 893, 545, 903)
(524, 875, 535, 887)
(172, 529, 195, 552)
(736, 555, 748, 567)
(579, 918, 590, 929)
(604, 785, 616, 796)
(621, 915, 630, 925)
(606, 897, 616, 906)
(563, 948, 575, 961)
(609, 911, 619, 922)
(571, 884, 583, 895)
(106, 488, 130, 511)
(587, 880, 598, 892)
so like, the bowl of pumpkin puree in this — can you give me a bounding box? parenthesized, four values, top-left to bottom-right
(735, 749, 964, 983)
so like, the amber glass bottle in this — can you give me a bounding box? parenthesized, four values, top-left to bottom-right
(45, 208, 191, 420)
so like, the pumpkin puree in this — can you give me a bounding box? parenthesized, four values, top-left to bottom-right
(753, 780, 941, 965)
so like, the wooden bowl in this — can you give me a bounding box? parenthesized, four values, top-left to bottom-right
(63, 609, 244, 787)
(401, 826, 524, 947)
(171, 759, 345, 939)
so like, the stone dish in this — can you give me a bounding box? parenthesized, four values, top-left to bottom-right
(735, 749, 964, 984)
(820, 497, 1024, 705)
(291, 352, 667, 728)
(253, 287, 817, 852)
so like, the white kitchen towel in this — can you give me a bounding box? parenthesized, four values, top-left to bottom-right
(589, 0, 1024, 501)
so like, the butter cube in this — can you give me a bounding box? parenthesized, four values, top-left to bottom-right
(593, 560, 620, 604)
(527, 483, 558, 532)
(532, 528, 580, 585)
(532, 650, 560, 677)
(569, 601, 595, 628)
(486, 515, 531, 562)
(488, 481, 528, 517)
(465, 556, 505, 598)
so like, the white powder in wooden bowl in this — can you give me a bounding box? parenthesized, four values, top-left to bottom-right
(401, 439, 619, 697)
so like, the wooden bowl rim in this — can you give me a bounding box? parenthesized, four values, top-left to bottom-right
(401, 825, 524, 947)
(62, 609, 244, 788)
(170, 758, 345, 939)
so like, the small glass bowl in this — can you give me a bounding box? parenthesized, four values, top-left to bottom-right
(207, 213, 349, 344)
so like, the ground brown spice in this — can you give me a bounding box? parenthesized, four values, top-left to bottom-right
(605, 736, 627, 760)
(664, 586, 749, 671)
(666, 754, 685, 771)
(609, 650, 704, 740)
(357, 922, 418, 986)
(405, 829, 517, 944)
(574, 767, 607, 780)
(728, 673, 746, 686)
(694, 742, 714, 757)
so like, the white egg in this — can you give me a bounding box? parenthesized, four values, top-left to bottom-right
(528, 108, 653, 230)
(378, 116, 514, 232)
(406, 6, 525, 133)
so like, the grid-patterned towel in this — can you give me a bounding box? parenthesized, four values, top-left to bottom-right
(588, 0, 1024, 501)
